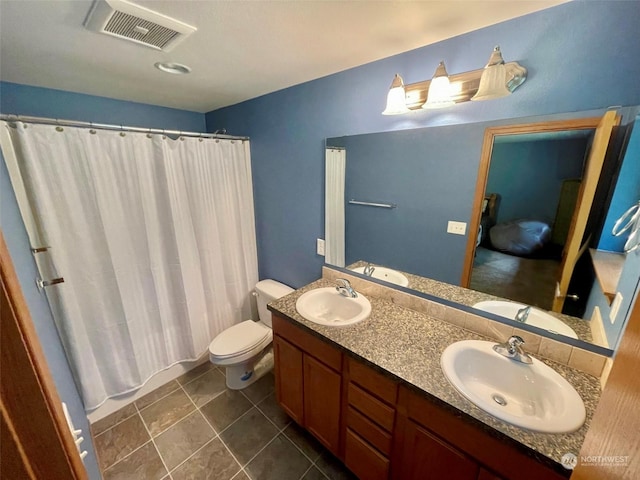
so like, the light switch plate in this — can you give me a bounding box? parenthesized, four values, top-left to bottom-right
(447, 221, 467, 235)
(316, 238, 325, 256)
(609, 292, 623, 324)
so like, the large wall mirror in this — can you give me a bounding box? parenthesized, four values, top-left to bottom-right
(325, 107, 640, 356)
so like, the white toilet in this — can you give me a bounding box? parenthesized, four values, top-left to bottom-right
(208, 279, 293, 389)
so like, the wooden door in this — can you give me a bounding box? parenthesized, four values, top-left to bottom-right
(552, 110, 619, 311)
(0, 232, 87, 479)
(303, 354, 342, 454)
(461, 116, 603, 288)
(396, 419, 479, 480)
(571, 294, 640, 479)
(273, 335, 304, 424)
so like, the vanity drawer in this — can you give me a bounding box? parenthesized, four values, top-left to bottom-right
(348, 383, 395, 432)
(347, 356, 398, 405)
(346, 406, 392, 455)
(272, 314, 342, 371)
(344, 428, 390, 480)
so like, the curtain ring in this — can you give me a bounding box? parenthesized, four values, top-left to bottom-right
(162, 129, 166, 140)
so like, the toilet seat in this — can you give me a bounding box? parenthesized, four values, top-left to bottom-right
(209, 320, 271, 360)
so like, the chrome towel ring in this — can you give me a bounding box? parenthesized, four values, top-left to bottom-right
(612, 200, 640, 253)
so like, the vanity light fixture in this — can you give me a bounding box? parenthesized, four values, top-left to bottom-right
(382, 74, 411, 115)
(472, 46, 511, 101)
(382, 45, 527, 115)
(422, 61, 455, 109)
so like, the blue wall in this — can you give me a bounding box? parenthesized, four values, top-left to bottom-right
(205, 1, 640, 289)
(0, 83, 205, 479)
(331, 123, 487, 283)
(487, 138, 586, 226)
(0, 82, 206, 132)
(599, 116, 640, 252)
(586, 115, 640, 348)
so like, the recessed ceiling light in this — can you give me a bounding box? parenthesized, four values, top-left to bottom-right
(154, 62, 191, 75)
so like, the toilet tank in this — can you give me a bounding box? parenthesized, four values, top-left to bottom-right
(255, 279, 294, 327)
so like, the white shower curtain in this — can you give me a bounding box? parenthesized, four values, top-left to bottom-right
(325, 147, 346, 266)
(1, 122, 258, 409)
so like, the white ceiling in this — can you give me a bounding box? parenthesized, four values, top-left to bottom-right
(0, 0, 566, 113)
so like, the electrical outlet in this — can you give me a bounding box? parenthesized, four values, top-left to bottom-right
(316, 238, 325, 256)
(447, 221, 467, 235)
(609, 292, 623, 324)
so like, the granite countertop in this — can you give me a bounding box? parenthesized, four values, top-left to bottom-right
(268, 278, 601, 471)
(346, 260, 593, 344)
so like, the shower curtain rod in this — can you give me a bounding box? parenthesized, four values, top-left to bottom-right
(0, 114, 249, 141)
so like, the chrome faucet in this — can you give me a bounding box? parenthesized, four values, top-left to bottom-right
(363, 263, 376, 277)
(335, 278, 357, 298)
(493, 336, 533, 364)
(515, 306, 531, 323)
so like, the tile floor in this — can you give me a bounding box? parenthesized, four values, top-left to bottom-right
(90, 363, 356, 480)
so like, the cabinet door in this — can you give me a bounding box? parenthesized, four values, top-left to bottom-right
(303, 354, 342, 454)
(273, 335, 304, 424)
(398, 420, 479, 480)
(477, 468, 504, 480)
(344, 428, 389, 480)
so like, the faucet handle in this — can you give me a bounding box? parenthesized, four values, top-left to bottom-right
(507, 335, 525, 348)
(335, 278, 357, 298)
(505, 335, 525, 355)
(494, 335, 533, 364)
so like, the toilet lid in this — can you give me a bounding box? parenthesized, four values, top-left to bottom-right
(209, 320, 270, 358)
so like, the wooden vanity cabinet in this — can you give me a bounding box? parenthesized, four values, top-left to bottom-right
(272, 335, 304, 423)
(343, 357, 399, 480)
(272, 315, 568, 480)
(394, 417, 480, 480)
(392, 386, 567, 480)
(272, 315, 342, 455)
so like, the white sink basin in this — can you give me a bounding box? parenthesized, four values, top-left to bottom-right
(350, 266, 409, 287)
(295, 287, 371, 326)
(473, 300, 578, 339)
(441, 340, 585, 433)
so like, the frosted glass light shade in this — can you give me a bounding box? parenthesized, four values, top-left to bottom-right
(423, 61, 454, 109)
(472, 46, 511, 101)
(382, 74, 410, 115)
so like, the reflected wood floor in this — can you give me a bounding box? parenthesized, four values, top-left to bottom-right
(470, 247, 560, 310)
(90, 363, 355, 480)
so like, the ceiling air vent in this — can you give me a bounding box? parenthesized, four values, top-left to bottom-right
(84, 0, 196, 52)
